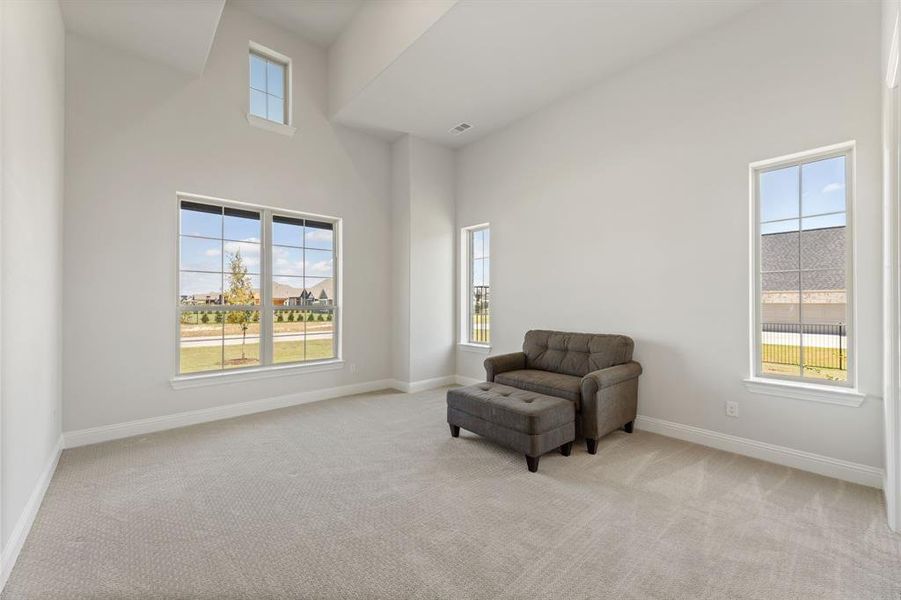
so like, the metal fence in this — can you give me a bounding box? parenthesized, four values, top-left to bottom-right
(761, 322, 846, 371)
(471, 285, 490, 344)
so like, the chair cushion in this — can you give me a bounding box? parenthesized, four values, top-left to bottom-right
(494, 369, 581, 404)
(523, 330, 634, 377)
(446, 383, 575, 435)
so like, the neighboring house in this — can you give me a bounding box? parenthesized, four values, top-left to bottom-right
(271, 280, 334, 307)
(761, 226, 846, 324)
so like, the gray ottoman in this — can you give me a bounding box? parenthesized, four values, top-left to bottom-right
(447, 382, 576, 472)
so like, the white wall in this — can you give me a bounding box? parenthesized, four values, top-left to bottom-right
(408, 137, 455, 382)
(881, 0, 901, 530)
(456, 1, 885, 467)
(390, 135, 455, 385)
(0, 0, 65, 549)
(63, 5, 393, 432)
(391, 136, 412, 383)
(328, 0, 456, 118)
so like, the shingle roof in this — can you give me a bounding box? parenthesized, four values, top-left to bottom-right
(761, 226, 845, 291)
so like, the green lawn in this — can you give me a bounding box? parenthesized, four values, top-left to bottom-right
(761, 343, 847, 382)
(180, 339, 335, 373)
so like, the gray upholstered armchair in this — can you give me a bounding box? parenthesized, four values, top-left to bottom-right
(484, 330, 642, 454)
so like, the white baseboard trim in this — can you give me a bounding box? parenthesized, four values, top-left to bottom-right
(390, 375, 457, 394)
(63, 378, 396, 449)
(1, 434, 63, 591)
(635, 415, 884, 488)
(455, 375, 482, 386)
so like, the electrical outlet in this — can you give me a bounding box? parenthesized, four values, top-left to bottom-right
(349, 363, 357, 374)
(726, 401, 739, 418)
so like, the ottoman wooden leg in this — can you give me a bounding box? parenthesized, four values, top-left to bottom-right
(526, 455, 540, 472)
(559, 442, 573, 456)
(623, 421, 634, 434)
(586, 438, 598, 455)
(449, 424, 460, 438)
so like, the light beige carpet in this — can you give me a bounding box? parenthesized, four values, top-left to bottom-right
(3, 387, 900, 599)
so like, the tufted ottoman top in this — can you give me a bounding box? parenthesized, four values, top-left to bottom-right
(447, 382, 575, 435)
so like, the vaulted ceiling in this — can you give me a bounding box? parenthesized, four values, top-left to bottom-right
(59, 0, 762, 147)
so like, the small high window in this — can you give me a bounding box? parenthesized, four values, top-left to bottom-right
(248, 42, 291, 130)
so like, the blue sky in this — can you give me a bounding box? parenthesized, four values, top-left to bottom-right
(180, 209, 333, 297)
(760, 156, 846, 234)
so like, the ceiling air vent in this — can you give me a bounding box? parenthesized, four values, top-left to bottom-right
(450, 122, 472, 135)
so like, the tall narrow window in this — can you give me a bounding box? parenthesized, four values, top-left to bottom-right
(465, 225, 490, 345)
(178, 196, 339, 376)
(249, 47, 288, 125)
(752, 144, 852, 385)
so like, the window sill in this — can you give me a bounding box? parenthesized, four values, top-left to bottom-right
(171, 359, 343, 389)
(458, 343, 491, 355)
(246, 113, 296, 137)
(743, 377, 866, 407)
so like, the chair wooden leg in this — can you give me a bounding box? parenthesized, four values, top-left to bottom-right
(526, 455, 539, 472)
(586, 438, 598, 455)
(449, 424, 460, 438)
(623, 421, 634, 434)
(559, 442, 573, 456)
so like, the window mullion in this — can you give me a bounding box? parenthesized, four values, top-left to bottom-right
(261, 209, 273, 366)
(797, 164, 804, 378)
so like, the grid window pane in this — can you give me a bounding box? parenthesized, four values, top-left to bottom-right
(273, 246, 304, 276)
(267, 96, 284, 124)
(250, 89, 267, 119)
(180, 237, 222, 272)
(181, 203, 221, 238)
(272, 276, 305, 305)
(305, 224, 333, 250)
(266, 61, 284, 98)
(760, 230, 798, 273)
(180, 272, 222, 305)
(802, 156, 845, 217)
(306, 308, 335, 360)
(250, 54, 267, 91)
(224, 336, 260, 369)
(305, 249, 333, 278)
(224, 241, 261, 274)
(760, 165, 799, 223)
(179, 310, 224, 373)
(273, 216, 303, 246)
(224, 209, 261, 242)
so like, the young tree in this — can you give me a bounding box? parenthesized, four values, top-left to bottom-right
(224, 249, 256, 360)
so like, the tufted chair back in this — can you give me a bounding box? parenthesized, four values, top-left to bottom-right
(522, 330, 634, 377)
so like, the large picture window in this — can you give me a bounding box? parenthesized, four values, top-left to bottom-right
(178, 196, 338, 375)
(751, 144, 853, 386)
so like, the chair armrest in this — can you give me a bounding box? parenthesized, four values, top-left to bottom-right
(484, 352, 526, 382)
(581, 361, 642, 398)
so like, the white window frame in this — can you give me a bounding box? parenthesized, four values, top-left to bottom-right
(247, 41, 296, 137)
(172, 192, 342, 388)
(459, 223, 490, 352)
(745, 141, 865, 406)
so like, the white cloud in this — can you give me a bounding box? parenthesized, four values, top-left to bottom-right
(822, 182, 844, 194)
